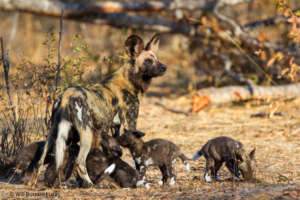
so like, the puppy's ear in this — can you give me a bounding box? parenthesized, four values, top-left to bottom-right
(249, 148, 256, 160)
(125, 35, 144, 58)
(132, 130, 145, 138)
(145, 34, 160, 53)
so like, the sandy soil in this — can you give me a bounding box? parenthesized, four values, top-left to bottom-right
(0, 87, 300, 199)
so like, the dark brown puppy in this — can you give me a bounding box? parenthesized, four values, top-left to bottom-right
(44, 134, 122, 188)
(0, 141, 54, 184)
(192, 136, 256, 182)
(117, 129, 190, 186)
(86, 146, 145, 189)
(35, 34, 167, 186)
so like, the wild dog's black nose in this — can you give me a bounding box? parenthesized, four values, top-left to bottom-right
(160, 64, 167, 72)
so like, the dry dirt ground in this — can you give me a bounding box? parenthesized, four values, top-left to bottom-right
(0, 84, 300, 199)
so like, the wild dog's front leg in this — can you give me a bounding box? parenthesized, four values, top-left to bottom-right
(122, 90, 139, 131)
(75, 127, 94, 187)
(225, 159, 242, 181)
(136, 164, 149, 189)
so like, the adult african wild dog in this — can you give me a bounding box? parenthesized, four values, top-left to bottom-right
(192, 136, 256, 182)
(34, 34, 167, 186)
(118, 129, 190, 186)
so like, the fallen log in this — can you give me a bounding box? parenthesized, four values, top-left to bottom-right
(192, 83, 300, 112)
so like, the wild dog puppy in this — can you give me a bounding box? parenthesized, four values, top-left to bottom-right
(0, 141, 54, 184)
(192, 136, 256, 182)
(85, 136, 146, 189)
(44, 134, 122, 188)
(117, 129, 190, 186)
(34, 34, 167, 186)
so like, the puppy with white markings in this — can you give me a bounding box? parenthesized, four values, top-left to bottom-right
(192, 136, 256, 182)
(117, 129, 190, 186)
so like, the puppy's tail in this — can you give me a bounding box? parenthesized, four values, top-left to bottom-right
(179, 153, 190, 171)
(192, 150, 203, 161)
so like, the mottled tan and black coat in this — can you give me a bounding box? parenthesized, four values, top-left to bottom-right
(192, 136, 256, 182)
(117, 130, 190, 186)
(34, 34, 167, 187)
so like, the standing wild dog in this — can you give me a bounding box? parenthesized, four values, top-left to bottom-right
(34, 34, 167, 187)
(192, 136, 256, 182)
(117, 129, 190, 186)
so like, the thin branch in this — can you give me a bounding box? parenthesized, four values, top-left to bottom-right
(55, 9, 63, 92)
(243, 8, 300, 31)
(0, 37, 17, 122)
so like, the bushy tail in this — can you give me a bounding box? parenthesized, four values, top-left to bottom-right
(179, 153, 190, 171)
(192, 150, 203, 160)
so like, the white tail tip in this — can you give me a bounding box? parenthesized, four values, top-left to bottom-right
(104, 163, 116, 174)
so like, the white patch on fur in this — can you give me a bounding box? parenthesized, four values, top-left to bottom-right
(152, 144, 158, 150)
(235, 142, 240, 148)
(145, 183, 150, 190)
(113, 113, 120, 124)
(184, 161, 190, 171)
(216, 176, 223, 181)
(204, 173, 212, 182)
(56, 120, 71, 170)
(192, 153, 200, 160)
(158, 180, 163, 186)
(104, 163, 116, 174)
(140, 165, 145, 173)
(75, 102, 82, 122)
(172, 159, 176, 168)
(135, 157, 141, 164)
(136, 179, 144, 187)
(53, 98, 61, 109)
(169, 177, 175, 185)
(145, 158, 154, 166)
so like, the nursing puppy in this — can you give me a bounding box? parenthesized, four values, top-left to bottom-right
(117, 129, 190, 186)
(44, 134, 122, 188)
(34, 34, 167, 186)
(0, 141, 54, 184)
(85, 135, 147, 189)
(192, 136, 256, 182)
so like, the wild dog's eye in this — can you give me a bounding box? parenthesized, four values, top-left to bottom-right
(144, 59, 153, 65)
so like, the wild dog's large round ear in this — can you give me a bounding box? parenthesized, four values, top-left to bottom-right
(132, 130, 146, 138)
(249, 148, 256, 160)
(125, 35, 144, 58)
(145, 34, 160, 52)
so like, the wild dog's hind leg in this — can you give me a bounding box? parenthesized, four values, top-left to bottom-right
(56, 120, 72, 187)
(167, 159, 176, 186)
(75, 126, 93, 187)
(204, 158, 215, 183)
(28, 133, 54, 186)
(158, 165, 168, 186)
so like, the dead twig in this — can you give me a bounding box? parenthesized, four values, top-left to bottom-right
(55, 8, 63, 93)
(1, 37, 17, 122)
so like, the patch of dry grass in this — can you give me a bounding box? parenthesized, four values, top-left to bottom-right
(0, 87, 300, 199)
